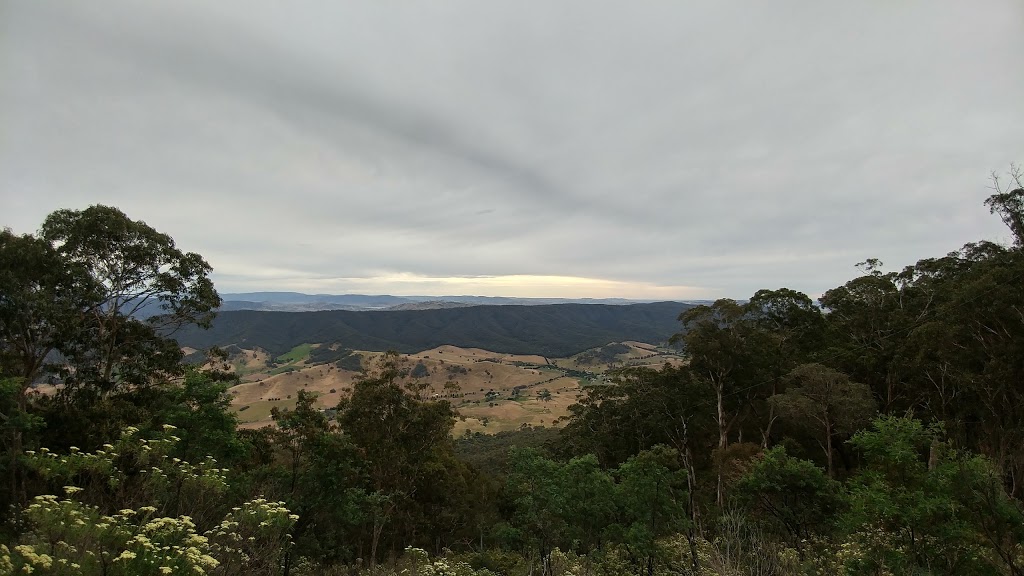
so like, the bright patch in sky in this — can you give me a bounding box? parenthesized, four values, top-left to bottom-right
(215, 271, 709, 299)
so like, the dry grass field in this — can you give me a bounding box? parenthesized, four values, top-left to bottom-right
(221, 341, 682, 432)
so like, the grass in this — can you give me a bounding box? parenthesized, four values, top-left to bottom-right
(276, 343, 313, 363)
(233, 399, 294, 423)
(268, 365, 300, 376)
(232, 361, 266, 378)
(223, 344, 622, 432)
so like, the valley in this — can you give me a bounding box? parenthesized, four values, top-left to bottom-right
(219, 341, 684, 432)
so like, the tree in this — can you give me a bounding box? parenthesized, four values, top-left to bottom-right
(613, 446, 691, 576)
(264, 391, 365, 570)
(503, 447, 562, 574)
(985, 164, 1024, 246)
(671, 299, 773, 504)
(271, 390, 331, 494)
(334, 352, 460, 564)
(771, 363, 876, 477)
(561, 454, 617, 555)
(818, 264, 912, 414)
(734, 446, 842, 556)
(39, 205, 220, 394)
(0, 230, 93, 383)
(745, 289, 826, 446)
(561, 364, 713, 549)
(840, 416, 1018, 575)
(1, 207, 221, 510)
(0, 231, 94, 505)
(411, 361, 430, 379)
(884, 238, 1024, 497)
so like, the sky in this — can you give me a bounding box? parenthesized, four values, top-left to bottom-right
(1, 1, 1022, 300)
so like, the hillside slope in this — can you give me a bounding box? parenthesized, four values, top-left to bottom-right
(173, 301, 691, 357)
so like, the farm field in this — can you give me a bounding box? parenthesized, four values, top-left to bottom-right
(221, 341, 682, 432)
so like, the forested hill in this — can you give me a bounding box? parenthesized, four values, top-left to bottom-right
(172, 301, 691, 357)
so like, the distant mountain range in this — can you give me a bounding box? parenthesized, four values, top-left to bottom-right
(217, 292, 704, 312)
(175, 301, 694, 358)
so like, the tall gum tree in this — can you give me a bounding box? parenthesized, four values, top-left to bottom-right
(0, 230, 96, 506)
(672, 299, 774, 504)
(1, 206, 219, 506)
(39, 205, 220, 394)
(985, 164, 1024, 247)
(770, 363, 876, 477)
(745, 288, 825, 447)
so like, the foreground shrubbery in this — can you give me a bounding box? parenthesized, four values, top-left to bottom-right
(2, 428, 294, 576)
(4, 416, 1022, 576)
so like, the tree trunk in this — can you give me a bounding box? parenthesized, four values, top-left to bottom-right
(824, 414, 834, 478)
(9, 383, 28, 507)
(370, 518, 384, 569)
(825, 430, 834, 478)
(716, 383, 727, 506)
(761, 403, 777, 449)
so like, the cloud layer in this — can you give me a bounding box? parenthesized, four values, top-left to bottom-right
(2, 1, 1021, 298)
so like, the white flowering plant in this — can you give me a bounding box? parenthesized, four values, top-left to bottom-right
(26, 425, 228, 526)
(2, 428, 298, 576)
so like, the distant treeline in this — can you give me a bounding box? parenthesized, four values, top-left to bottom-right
(171, 301, 691, 357)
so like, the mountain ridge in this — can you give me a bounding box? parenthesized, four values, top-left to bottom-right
(217, 292, 705, 312)
(174, 301, 692, 358)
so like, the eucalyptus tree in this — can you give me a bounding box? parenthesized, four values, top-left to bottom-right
(1, 206, 220, 506)
(842, 416, 1024, 575)
(613, 446, 692, 575)
(818, 262, 913, 414)
(984, 164, 1024, 246)
(734, 446, 842, 557)
(907, 242, 1024, 497)
(561, 364, 712, 539)
(745, 288, 826, 446)
(335, 351, 463, 563)
(0, 230, 94, 505)
(770, 363, 875, 477)
(671, 299, 775, 504)
(0, 230, 93, 384)
(39, 205, 220, 395)
(672, 300, 767, 455)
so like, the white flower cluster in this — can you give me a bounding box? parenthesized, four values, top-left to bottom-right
(206, 497, 297, 570)
(396, 547, 495, 576)
(3, 428, 300, 576)
(26, 426, 229, 515)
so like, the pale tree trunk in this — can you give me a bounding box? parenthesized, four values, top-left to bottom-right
(825, 427, 834, 479)
(370, 519, 384, 569)
(822, 408, 835, 478)
(670, 416, 702, 572)
(761, 404, 777, 449)
(716, 382, 727, 506)
(683, 445, 700, 573)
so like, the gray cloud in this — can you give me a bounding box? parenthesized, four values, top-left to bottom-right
(1, 0, 1022, 299)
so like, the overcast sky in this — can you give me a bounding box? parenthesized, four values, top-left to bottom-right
(1, 1, 1022, 299)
